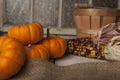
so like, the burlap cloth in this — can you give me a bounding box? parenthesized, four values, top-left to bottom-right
(10, 59, 120, 80)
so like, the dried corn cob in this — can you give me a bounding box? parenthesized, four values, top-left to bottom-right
(66, 37, 106, 59)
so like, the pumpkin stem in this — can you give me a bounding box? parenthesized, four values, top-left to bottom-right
(28, 44, 32, 48)
(47, 26, 50, 40)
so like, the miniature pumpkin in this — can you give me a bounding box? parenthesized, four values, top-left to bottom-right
(0, 36, 26, 80)
(8, 22, 44, 45)
(25, 44, 49, 59)
(41, 36, 67, 59)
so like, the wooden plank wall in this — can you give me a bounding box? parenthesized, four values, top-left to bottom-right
(33, 0, 59, 27)
(4, 0, 118, 27)
(5, 0, 30, 25)
(0, 0, 4, 27)
(4, 0, 88, 27)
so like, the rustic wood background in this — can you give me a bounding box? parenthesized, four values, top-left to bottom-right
(5, 0, 118, 27)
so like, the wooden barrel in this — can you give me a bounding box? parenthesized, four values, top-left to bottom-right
(73, 8, 120, 38)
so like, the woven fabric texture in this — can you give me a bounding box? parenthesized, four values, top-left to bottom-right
(10, 59, 120, 80)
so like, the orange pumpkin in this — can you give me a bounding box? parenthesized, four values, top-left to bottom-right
(41, 36, 67, 59)
(25, 44, 49, 59)
(8, 22, 44, 45)
(0, 36, 26, 80)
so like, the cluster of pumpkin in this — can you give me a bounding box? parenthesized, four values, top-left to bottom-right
(0, 22, 67, 80)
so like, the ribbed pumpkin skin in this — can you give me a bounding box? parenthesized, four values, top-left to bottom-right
(0, 36, 26, 80)
(8, 22, 44, 45)
(25, 44, 49, 59)
(42, 36, 67, 59)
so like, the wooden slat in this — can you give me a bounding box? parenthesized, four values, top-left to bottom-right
(74, 8, 120, 16)
(30, 0, 34, 23)
(0, 0, 4, 27)
(99, 16, 103, 28)
(102, 17, 116, 26)
(58, 0, 63, 29)
(91, 16, 100, 30)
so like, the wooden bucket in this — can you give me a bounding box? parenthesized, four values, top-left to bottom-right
(73, 8, 120, 38)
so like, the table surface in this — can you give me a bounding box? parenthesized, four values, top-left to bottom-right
(55, 54, 107, 66)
